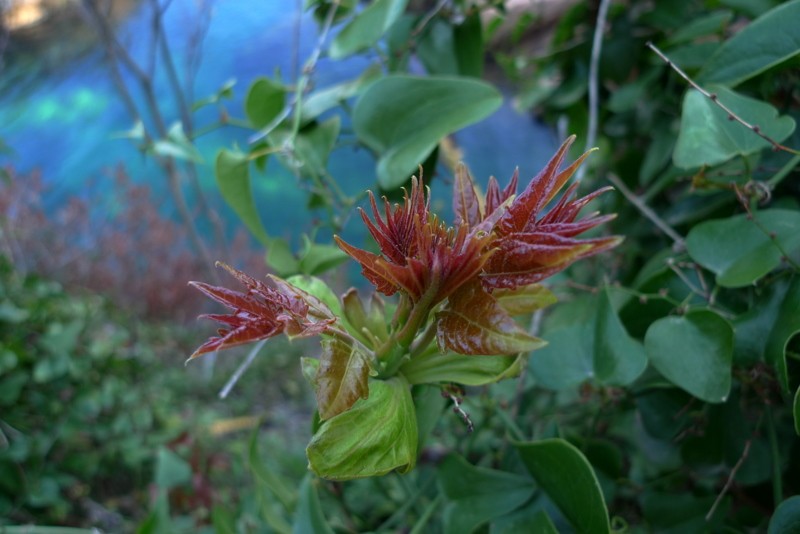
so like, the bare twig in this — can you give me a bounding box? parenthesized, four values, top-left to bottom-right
(579, 0, 613, 181)
(607, 172, 686, 249)
(647, 42, 799, 156)
(441, 385, 474, 433)
(218, 339, 268, 398)
(413, 0, 449, 36)
(706, 439, 751, 521)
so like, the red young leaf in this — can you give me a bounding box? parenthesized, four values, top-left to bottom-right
(436, 280, 547, 355)
(453, 164, 481, 228)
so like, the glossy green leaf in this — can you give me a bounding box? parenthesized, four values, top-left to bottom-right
(794, 386, 800, 436)
(765, 277, 800, 393)
(286, 274, 342, 318)
(353, 75, 502, 189)
(515, 438, 610, 534)
(438, 454, 535, 534)
(673, 85, 795, 169)
(699, 0, 800, 86)
(436, 282, 546, 355)
(329, 0, 408, 59)
(306, 376, 417, 480)
(686, 209, 800, 287)
(246, 77, 286, 128)
(292, 475, 334, 534)
(315, 337, 371, 420)
(594, 287, 648, 386)
(645, 310, 734, 403)
(154, 447, 191, 489)
(401, 349, 523, 386)
(768, 495, 800, 534)
(215, 149, 270, 245)
(493, 284, 557, 315)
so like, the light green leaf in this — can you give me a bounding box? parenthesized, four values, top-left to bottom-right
(493, 284, 557, 315)
(329, 0, 409, 59)
(152, 123, 203, 163)
(215, 149, 270, 245)
(529, 323, 593, 390)
(266, 238, 299, 276)
(594, 287, 648, 386)
(416, 19, 459, 75)
(154, 447, 191, 489)
(673, 85, 795, 169)
(307, 376, 417, 480)
(514, 438, 610, 534)
(765, 277, 800, 393)
(286, 274, 342, 318)
(438, 454, 535, 534)
(401, 349, 524, 386)
(298, 235, 350, 276)
(353, 75, 502, 189)
(768, 495, 800, 534)
(686, 209, 800, 287)
(246, 77, 286, 128)
(645, 310, 734, 403)
(292, 116, 341, 177)
(315, 337, 371, 420)
(301, 64, 382, 121)
(699, 0, 800, 86)
(292, 475, 334, 534)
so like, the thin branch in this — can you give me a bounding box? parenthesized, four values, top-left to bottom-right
(607, 172, 686, 249)
(706, 439, 750, 521)
(412, 0, 449, 36)
(218, 339, 268, 398)
(579, 0, 613, 181)
(647, 42, 800, 156)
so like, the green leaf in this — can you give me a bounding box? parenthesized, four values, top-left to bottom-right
(594, 287, 648, 386)
(413, 384, 446, 450)
(266, 238, 299, 276)
(765, 277, 800, 393)
(291, 116, 341, 177)
(437, 454, 535, 534)
(699, 0, 800, 86)
(246, 77, 286, 128)
(292, 475, 334, 534)
(645, 310, 734, 403)
(353, 75, 502, 189)
(436, 281, 547, 355)
(215, 149, 271, 245)
(665, 11, 733, 45)
(454, 12, 484, 77)
(493, 284, 557, 315)
(154, 447, 191, 489)
(416, 19, 459, 76)
(306, 376, 417, 480)
(529, 324, 593, 390)
(301, 64, 382, 121)
(686, 209, 800, 287)
(315, 337, 371, 420)
(152, 123, 204, 163)
(401, 349, 524, 386)
(492, 509, 559, 534)
(514, 438, 610, 534)
(769, 495, 800, 534)
(795, 386, 800, 436)
(298, 236, 350, 276)
(329, 0, 409, 59)
(673, 85, 795, 169)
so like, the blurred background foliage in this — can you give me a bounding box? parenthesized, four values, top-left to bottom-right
(1, 0, 800, 531)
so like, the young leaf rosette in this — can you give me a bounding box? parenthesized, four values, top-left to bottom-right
(189, 136, 620, 480)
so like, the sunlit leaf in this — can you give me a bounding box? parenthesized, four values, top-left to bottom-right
(436, 281, 546, 355)
(353, 75, 502, 189)
(307, 376, 417, 480)
(686, 209, 800, 287)
(401, 348, 523, 386)
(514, 438, 610, 534)
(673, 86, 795, 169)
(215, 149, 271, 245)
(315, 337, 371, 420)
(438, 454, 535, 534)
(645, 310, 734, 403)
(699, 0, 800, 86)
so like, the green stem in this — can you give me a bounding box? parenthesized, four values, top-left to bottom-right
(767, 153, 800, 188)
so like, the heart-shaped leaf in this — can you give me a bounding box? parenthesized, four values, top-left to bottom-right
(215, 149, 271, 245)
(246, 77, 286, 129)
(353, 75, 502, 189)
(306, 376, 417, 480)
(514, 438, 610, 534)
(594, 286, 648, 385)
(673, 85, 795, 169)
(686, 209, 800, 287)
(645, 310, 733, 403)
(768, 495, 800, 534)
(315, 337, 371, 420)
(699, 0, 800, 86)
(329, 0, 409, 59)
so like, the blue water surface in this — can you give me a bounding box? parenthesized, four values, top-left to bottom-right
(0, 0, 556, 245)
